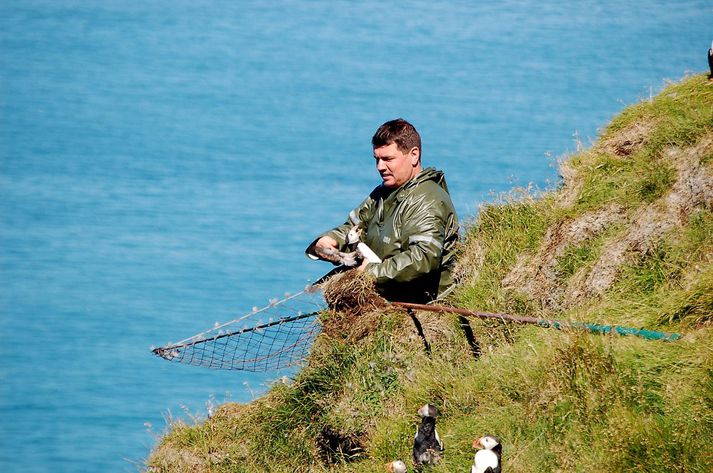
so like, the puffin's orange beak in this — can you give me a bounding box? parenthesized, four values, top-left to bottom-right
(473, 437, 482, 449)
(386, 462, 394, 472)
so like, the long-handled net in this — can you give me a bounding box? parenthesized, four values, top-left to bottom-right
(152, 280, 682, 372)
(152, 286, 327, 371)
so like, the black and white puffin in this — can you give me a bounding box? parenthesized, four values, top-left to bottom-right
(413, 404, 444, 467)
(311, 226, 382, 267)
(346, 225, 382, 263)
(472, 435, 502, 473)
(708, 40, 713, 80)
(386, 459, 408, 473)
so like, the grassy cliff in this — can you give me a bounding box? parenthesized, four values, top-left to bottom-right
(147, 74, 713, 472)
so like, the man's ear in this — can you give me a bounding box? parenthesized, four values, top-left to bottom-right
(409, 147, 421, 166)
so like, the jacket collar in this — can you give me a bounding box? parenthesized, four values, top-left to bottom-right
(380, 167, 447, 202)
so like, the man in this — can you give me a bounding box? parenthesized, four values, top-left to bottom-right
(306, 118, 459, 303)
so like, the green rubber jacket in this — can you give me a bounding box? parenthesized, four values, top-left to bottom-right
(307, 167, 459, 302)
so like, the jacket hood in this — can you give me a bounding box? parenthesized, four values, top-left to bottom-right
(403, 167, 450, 194)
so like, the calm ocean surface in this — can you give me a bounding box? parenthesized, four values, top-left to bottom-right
(0, 1, 709, 470)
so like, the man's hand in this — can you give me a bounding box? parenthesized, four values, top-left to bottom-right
(314, 236, 342, 264)
(316, 236, 339, 253)
(314, 236, 366, 267)
(356, 258, 370, 272)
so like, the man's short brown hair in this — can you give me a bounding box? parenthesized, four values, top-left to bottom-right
(372, 118, 421, 154)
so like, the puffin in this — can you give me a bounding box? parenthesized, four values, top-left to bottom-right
(413, 404, 444, 467)
(708, 40, 713, 80)
(386, 459, 408, 473)
(346, 225, 382, 263)
(312, 226, 381, 267)
(472, 435, 502, 473)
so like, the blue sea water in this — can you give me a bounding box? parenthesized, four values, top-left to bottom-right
(0, 1, 709, 471)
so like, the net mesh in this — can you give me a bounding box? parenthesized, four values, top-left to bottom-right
(152, 287, 326, 371)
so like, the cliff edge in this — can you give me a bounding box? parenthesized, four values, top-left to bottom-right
(147, 74, 713, 472)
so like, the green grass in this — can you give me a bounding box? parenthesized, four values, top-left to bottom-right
(147, 74, 713, 472)
(455, 194, 553, 315)
(568, 75, 712, 215)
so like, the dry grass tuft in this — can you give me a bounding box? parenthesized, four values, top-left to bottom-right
(321, 308, 387, 341)
(211, 402, 246, 420)
(600, 119, 656, 157)
(321, 269, 387, 315)
(320, 270, 389, 340)
(451, 235, 485, 285)
(555, 158, 583, 208)
(147, 445, 206, 472)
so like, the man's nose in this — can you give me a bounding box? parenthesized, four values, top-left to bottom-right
(376, 159, 387, 171)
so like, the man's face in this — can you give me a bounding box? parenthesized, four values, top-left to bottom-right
(373, 143, 421, 189)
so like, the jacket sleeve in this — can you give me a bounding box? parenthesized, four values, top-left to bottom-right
(305, 195, 376, 258)
(365, 197, 447, 284)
